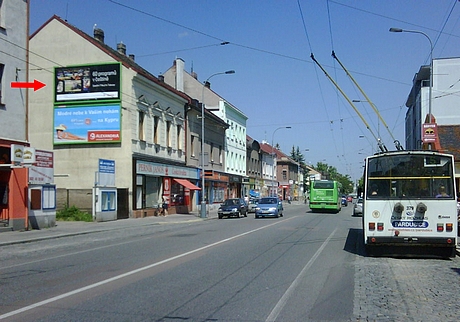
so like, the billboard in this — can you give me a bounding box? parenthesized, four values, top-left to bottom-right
(55, 63, 121, 103)
(54, 104, 121, 145)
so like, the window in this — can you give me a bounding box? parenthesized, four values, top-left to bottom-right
(0, 64, 4, 105)
(166, 121, 171, 147)
(282, 170, 287, 180)
(210, 143, 214, 162)
(0, 0, 4, 29)
(138, 111, 145, 141)
(101, 191, 116, 211)
(176, 125, 181, 150)
(191, 136, 195, 157)
(153, 116, 159, 144)
(219, 145, 223, 164)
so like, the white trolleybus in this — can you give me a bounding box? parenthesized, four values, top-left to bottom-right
(363, 150, 457, 258)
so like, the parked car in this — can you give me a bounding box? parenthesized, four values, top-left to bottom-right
(247, 198, 259, 213)
(341, 195, 348, 206)
(353, 197, 363, 216)
(255, 197, 284, 218)
(218, 198, 248, 219)
(347, 195, 353, 203)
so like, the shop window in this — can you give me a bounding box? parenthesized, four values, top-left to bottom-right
(170, 182, 185, 206)
(0, 184, 7, 205)
(101, 191, 116, 211)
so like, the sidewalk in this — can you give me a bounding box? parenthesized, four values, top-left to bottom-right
(0, 209, 220, 247)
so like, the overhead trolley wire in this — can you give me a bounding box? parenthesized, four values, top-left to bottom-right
(297, 0, 343, 165)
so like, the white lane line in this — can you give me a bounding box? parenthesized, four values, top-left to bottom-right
(265, 227, 338, 322)
(0, 219, 291, 320)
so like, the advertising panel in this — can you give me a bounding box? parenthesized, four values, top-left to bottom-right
(55, 63, 121, 103)
(54, 104, 121, 145)
(29, 149, 54, 184)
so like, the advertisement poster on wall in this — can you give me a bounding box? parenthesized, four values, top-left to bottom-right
(55, 63, 121, 103)
(53, 104, 121, 145)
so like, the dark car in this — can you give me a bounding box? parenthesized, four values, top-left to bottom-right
(218, 198, 248, 219)
(255, 197, 284, 218)
(341, 195, 347, 206)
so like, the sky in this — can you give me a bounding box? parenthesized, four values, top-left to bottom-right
(30, 0, 460, 182)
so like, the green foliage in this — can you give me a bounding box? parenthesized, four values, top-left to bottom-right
(56, 205, 93, 222)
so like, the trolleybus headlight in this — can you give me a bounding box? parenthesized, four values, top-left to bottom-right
(393, 202, 404, 214)
(416, 202, 427, 214)
(377, 223, 384, 231)
(446, 223, 453, 232)
(437, 223, 444, 232)
(369, 222, 375, 230)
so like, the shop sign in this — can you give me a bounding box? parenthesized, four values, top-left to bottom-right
(136, 160, 195, 178)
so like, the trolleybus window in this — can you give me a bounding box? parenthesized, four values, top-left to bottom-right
(367, 154, 454, 199)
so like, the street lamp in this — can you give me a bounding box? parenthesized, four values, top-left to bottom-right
(200, 70, 235, 218)
(270, 126, 291, 196)
(389, 27, 433, 125)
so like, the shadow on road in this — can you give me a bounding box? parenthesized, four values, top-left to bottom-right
(343, 228, 367, 257)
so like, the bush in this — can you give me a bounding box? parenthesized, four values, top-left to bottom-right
(56, 205, 93, 222)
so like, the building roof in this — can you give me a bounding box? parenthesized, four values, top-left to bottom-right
(438, 125, 460, 160)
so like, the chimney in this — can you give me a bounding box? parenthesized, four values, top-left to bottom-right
(128, 54, 135, 61)
(158, 75, 164, 82)
(175, 58, 184, 92)
(117, 42, 126, 55)
(204, 81, 211, 89)
(94, 28, 104, 43)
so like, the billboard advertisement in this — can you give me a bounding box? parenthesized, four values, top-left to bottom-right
(54, 104, 121, 145)
(55, 63, 121, 103)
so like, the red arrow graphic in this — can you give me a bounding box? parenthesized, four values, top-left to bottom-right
(11, 79, 46, 91)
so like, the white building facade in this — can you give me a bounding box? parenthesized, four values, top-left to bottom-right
(405, 57, 460, 150)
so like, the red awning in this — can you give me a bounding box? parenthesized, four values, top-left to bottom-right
(174, 179, 201, 190)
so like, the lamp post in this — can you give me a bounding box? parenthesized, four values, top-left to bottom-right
(389, 28, 433, 125)
(270, 126, 291, 197)
(200, 70, 235, 218)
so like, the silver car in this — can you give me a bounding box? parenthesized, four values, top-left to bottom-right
(353, 197, 363, 216)
(247, 198, 259, 213)
(255, 197, 284, 218)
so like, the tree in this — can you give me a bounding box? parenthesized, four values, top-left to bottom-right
(311, 161, 354, 195)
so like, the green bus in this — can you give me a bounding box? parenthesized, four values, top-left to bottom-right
(309, 180, 342, 213)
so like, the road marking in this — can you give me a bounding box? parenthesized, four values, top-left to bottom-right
(0, 219, 292, 320)
(265, 227, 338, 322)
